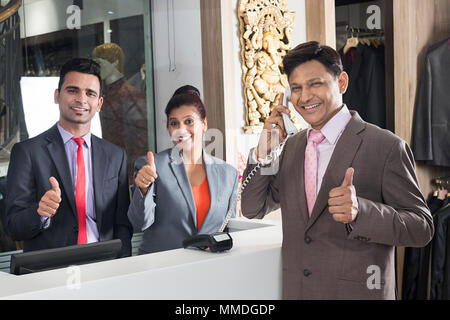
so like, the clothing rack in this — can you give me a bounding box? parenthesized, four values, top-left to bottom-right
(433, 176, 450, 190)
(345, 26, 384, 38)
(342, 26, 384, 52)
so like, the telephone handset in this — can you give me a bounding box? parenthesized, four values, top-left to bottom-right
(281, 86, 298, 137)
(234, 85, 299, 212)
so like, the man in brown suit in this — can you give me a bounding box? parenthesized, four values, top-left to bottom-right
(241, 41, 433, 300)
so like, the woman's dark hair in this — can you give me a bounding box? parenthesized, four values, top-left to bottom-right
(282, 41, 343, 79)
(58, 58, 103, 96)
(172, 85, 201, 97)
(165, 85, 206, 127)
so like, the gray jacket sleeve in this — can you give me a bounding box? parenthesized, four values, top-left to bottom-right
(127, 184, 156, 232)
(349, 139, 434, 247)
(240, 147, 282, 219)
(126, 156, 156, 232)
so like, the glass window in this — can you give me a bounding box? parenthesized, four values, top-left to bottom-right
(20, 0, 155, 181)
(0, 0, 155, 252)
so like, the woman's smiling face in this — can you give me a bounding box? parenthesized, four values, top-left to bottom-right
(168, 105, 207, 150)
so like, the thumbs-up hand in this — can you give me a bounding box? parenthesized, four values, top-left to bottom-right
(328, 168, 359, 224)
(135, 151, 158, 196)
(37, 176, 62, 218)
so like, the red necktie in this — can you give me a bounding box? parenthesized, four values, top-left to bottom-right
(72, 137, 87, 244)
(304, 130, 325, 217)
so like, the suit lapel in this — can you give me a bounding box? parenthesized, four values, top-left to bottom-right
(91, 136, 107, 230)
(169, 147, 196, 227)
(198, 152, 218, 234)
(46, 124, 77, 217)
(292, 131, 309, 226)
(306, 113, 365, 231)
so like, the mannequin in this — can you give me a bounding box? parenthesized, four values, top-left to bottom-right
(93, 43, 148, 183)
(95, 57, 124, 86)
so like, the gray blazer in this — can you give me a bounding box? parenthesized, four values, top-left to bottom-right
(127, 147, 238, 254)
(412, 38, 450, 166)
(241, 111, 433, 300)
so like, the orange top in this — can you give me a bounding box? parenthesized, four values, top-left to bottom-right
(191, 176, 211, 231)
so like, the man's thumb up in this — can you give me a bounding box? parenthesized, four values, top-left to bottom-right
(329, 167, 358, 224)
(341, 168, 354, 187)
(49, 176, 61, 197)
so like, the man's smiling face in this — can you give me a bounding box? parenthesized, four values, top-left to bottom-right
(55, 71, 103, 128)
(289, 59, 348, 130)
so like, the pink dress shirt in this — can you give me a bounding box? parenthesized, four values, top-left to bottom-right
(306, 105, 352, 194)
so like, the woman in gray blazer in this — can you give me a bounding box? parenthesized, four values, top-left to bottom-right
(127, 86, 239, 254)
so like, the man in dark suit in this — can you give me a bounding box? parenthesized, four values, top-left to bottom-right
(241, 41, 433, 299)
(4, 58, 133, 257)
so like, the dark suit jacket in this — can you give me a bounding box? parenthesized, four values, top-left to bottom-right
(444, 203, 450, 300)
(340, 44, 386, 129)
(402, 197, 444, 300)
(430, 200, 450, 300)
(412, 38, 450, 166)
(241, 111, 433, 299)
(4, 124, 133, 257)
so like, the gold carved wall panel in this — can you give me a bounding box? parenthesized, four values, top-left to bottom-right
(238, 0, 295, 133)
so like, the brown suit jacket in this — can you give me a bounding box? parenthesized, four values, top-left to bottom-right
(241, 111, 433, 300)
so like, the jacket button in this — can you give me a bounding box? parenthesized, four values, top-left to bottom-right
(304, 236, 312, 244)
(303, 269, 312, 277)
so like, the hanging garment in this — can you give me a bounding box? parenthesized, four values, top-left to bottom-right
(412, 38, 450, 166)
(339, 43, 386, 129)
(444, 214, 450, 300)
(402, 196, 446, 300)
(430, 198, 450, 300)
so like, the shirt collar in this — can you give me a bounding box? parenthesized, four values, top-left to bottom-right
(57, 123, 92, 148)
(307, 104, 352, 145)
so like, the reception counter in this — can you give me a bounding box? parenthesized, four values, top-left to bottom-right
(0, 218, 282, 299)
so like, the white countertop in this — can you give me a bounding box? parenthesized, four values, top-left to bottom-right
(0, 218, 283, 299)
